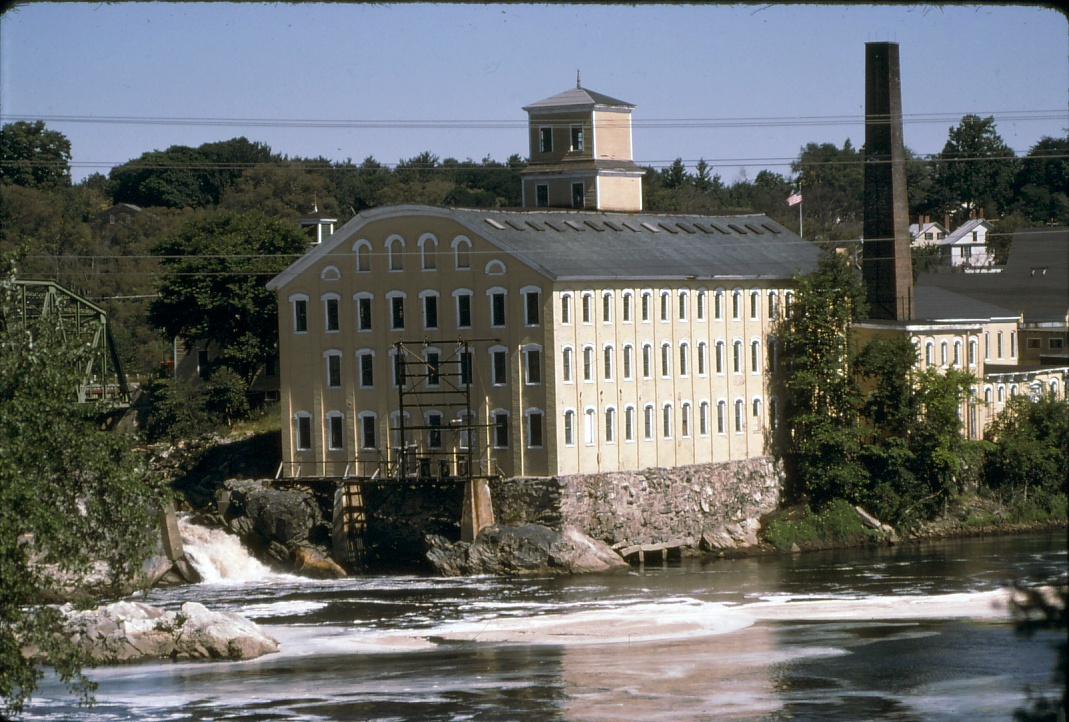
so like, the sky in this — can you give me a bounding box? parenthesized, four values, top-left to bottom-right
(1, 3, 1066, 184)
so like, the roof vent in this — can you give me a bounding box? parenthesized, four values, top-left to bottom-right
(504, 219, 526, 231)
(761, 223, 782, 234)
(709, 223, 729, 234)
(564, 220, 585, 231)
(485, 218, 507, 230)
(676, 222, 696, 234)
(657, 222, 678, 234)
(727, 223, 747, 234)
(641, 222, 661, 233)
(744, 223, 763, 234)
(525, 220, 546, 231)
(603, 220, 623, 231)
(621, 221, 640, 232)
(544, 220, 564, 232)
(583, 220, 604, 231)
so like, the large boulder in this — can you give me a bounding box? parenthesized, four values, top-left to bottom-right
(425, 524, 628, 576)
(62, 600, 278, 663)
(700, 518, 761, 551)
(224, 479, 323, 548)
(291, 546, 347, 579)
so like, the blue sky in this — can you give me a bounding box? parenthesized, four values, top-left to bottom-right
(2, 3, 1066, 183)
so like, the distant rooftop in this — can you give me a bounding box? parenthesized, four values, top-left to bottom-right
(523, 86, 635, 112)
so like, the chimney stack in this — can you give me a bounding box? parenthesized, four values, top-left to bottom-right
(862, 42, 913, 321)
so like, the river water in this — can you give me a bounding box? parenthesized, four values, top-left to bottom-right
(25, 526, 1066, 721)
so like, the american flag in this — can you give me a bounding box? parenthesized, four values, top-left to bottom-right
(787, 192, 803, 207)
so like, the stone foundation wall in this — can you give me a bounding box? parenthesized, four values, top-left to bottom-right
(494, 457, 782, 547)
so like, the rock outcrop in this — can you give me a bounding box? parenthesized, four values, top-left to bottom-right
(62, 601, 278, 663)
(425, 524, 628, 576)
(700, 518, 761, 552)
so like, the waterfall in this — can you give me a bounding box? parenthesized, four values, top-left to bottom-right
(177, 516, 279, 583)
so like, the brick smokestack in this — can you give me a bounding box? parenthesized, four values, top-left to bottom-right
(862, 42, 913, 320)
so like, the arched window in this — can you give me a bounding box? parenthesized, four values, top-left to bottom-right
(953, 340, 962, 367)
(984, 387, 992, 403)
(717, 400, 726, 433)
(696, 290, 706, 320)
(697, 342, 707, 375)
(386, 235, 405, 271)
(322, 293, 341, 333)
(605, 407, 616, 443)
(662, 403, 673, 438)
(661, 342, 672, 377)
(679, 342, 689, 376)
(561, 293, 573, 324)
(750, 340, 761, 374)
(733, 340, 743, 373)
(562, 347, 574, 383)
(1050, 379, 1060, 398)
(699, 401, 709, 435)
(484, 259, 506, 275)
(925, 341, 934, 367)
(353, 240, 372, 273)
(418, 233, 438, 271)
(289, 293, 309, 334)
(452, 236, 472, 269)
(680, 402, 691, 437)
(624, 405, 636, 442)
(715, 341, 725, 374)
(770, 397, 779, 432)
(732, 289, 742, 319)
(734, 399, 745, 432)
(969, 339, 977, 366)
(622, 291, 633, 323)
(643, 404, 654, 440)
(768, 291, 779, 320)
(1010, 384, 1018, 397)
(602, 291, 614, 323)
(563, 409, 576, 446)
(660, 291, 670, 322)
(997, 385, 1005, 402)
(749, 291, 760, 319)
(714, 289, 724, 320)
(940, 341, 948, 366)
(996, 331, 1004, 357)
(583, 345, 594, 382)
(641, 291, 652, 322)
(784, 291, 794, 317)
(642, 344, 653, 379)
(752, 398, 762, 423)
(582, 292, 593, 324)
(622, 345, 633, 380)
(603, 345, 614, 381)
(320, 265, 341, 281)
(584, 408, 597, 446)
(678, 291, 688, 321)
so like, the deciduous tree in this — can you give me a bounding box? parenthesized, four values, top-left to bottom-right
(0, 121, 72, 189)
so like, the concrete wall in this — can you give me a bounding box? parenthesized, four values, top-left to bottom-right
(491, 456, 782, 547)
(596, 175, 642, 212)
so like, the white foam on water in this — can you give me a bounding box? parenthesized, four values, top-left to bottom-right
(177, 517, 297, 584)
(742, 588, 1014, 622)
(240, 600, 329, 619)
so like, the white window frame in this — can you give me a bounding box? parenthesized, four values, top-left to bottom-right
(353, 239, 372, 273)
(387, 290, 407, 331)
(678, 291, 688, 321)
(523, 344, 543, 386)
(584, 407, 597, 446)
(679, 341, 689, 378)
(320, 265, 341, 282)
(521, 286, 542, 327)
(734, 398, 745, 433)
(604, 405, 616, 444)
(289, 293, 309, 334)
(294, 411, 312, 450)
(662, 403, 673, 439)
(492, 409, 510, 449)
(699, 401, 710, 436)
(357, 349, 375, 389)
(622, 291, 633, 323)
(641, 291, 652, 323)
(697, 342, 708, 377)
(750, 290, 760, 320)
(451, 235, 472, 270)
(425, 346, 442, 388)
(563, 409, 576, 447)
(624, 404, 636, 442)
(561, 293, 573, 325)
(358, 411, 377, 449)
(525, 408, 544, 449)
(581, 292, 594, 324)
(717, 400, 727, 434)
(453, 288, 473, 329)
(680, 402, 691, 438)
(714, 289, 724, 320)
(603, 344, 615, 382)
(750, 339, 761, 375)
(324, 350, 343, 389)
(659, 291, 670, 322)
(582, 344, 595, 383)
(622, 344, 633, 381)
(696, 290, 706, 321)
(489, 345, 508, 387)
(354, 291, 374, 333)
(386, 234, 405, 272)
(562, 346, 574, 384)
(487, 287, 507, 328)
(418, 232, 438, 271)
(419, 289, 440, 330)
(643, 404, 655, 441)
(326, 411, 345, 451)
(602, 291, 614, 323)
(642, 343, 653, 379)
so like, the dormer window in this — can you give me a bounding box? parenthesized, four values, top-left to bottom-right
(570, 126, 584, 151)
(539, 126, 553, 153)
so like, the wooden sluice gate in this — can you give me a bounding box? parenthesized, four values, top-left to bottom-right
(615, 538, 692, 566)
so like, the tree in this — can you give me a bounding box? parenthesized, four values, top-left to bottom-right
(148, 211, 307, 384)
(0, 268, 162, 715)
(0, 121, 72, 189)
(934, 115, 1017, 221)
(777, 252, 869, 506)
(791, 139, 863, 242)
(660, 158, 688, 189)
(984, 394, 1069, 501)
(1011, 136, 1069, 225)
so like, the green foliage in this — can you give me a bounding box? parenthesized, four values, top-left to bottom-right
(763, 500, 878, 551)
(935, 115, 1017, 221)
(148, 211, 306, 384)
(204, 368, 250, 426)
(984, 394, 1069, 500)
(791, 139, 863, 242)
(0, 269, 162, 715)
(0, 121, 72, 190)
(140, 377, 213, 443)
(1011, 135, 1069, 226)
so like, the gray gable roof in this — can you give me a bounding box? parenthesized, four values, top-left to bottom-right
(449, 208, 820, 281)
(266, 205, 822, 291)
(945, 218, 991, 244)
(913, 285, 1016, 322)
(523, 87, 634, 111)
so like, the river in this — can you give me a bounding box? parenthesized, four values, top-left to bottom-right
(24, 525, 1066, 721)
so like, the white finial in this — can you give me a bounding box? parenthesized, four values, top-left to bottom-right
(576, 69, 581, 89)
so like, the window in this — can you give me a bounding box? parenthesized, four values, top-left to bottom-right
(426, 350, 440, 387)
(732, 290, 742, 319)
(643, 405, 654, 440)
(392, 352, 405, 387)
(661, 343, 672, 377)
(602, 292, 613, 323)
(491, 347, 508, 386)
(295, 413, 312, 450)
(354, 240, 371, 272)
(562, 347, 574, 382)
(622, 345, 633, 380)
(357, 294, 373, 331)
(679, 343, 689, 376)
(674, 291, 686, 321)
(455, 290, 472, 328)
(323, 294, 340, 332)
(660, 292, 670, 322)
(751, 340, 761, 373)
(697, 342, 707, 375)
(642, 344, 652, 379)
(523, 288, 541, 326)
(359, 413, 377, 449)
(750, 291, 760, 319)
(641, 292, 652, 322)
(998, 385, 1005, 402)
(457, 412, 474, 450)
(485, 259, 507, 276)
(733, 341, 742, 373)
(539, 126, 552, 153)
(387, 236, 404, 271)
(536, 184, 549, 208)
(291, 294, 309, 333)
(715, 341, 725, 374)
(699, 401, 709, 435)
(662, 404, 673, 439)
(603, 345, 614, 381)
(714, 290, 724, 320)
(422, 292, 439, 330)
(584, 408, 596, 445)
(1027, 337, 1042, 350)
(996, 331, 1004, 357)
(427, 412, 443, 449)
(583, 346, 594, 382)
(605, 407, 616, 443)
(925, 342, 934, 366)
(717, 401, 726, 433)
(459, 350, 473, 385)
(752, 398, 762, 425)
(327, 412, 344, 450)
(582, 292, 593, 323)
(940, 341, 948, 366)
(527, 410, 544, 448)
(571, 182, 585, 209)
(358, 351, 374, 388)
(325, 352, 342, 388)
(1010, 332, 1016, 357)
(785, 291, 794, 317)
(768, 291, 779, 320)
(489, 289, 507, 327)
(570, 125, 584, 151)
(524, 346, 541, 385)
(769, 338, 779, 371)
(452, 236, 472, 269)
(561, 293, 572, 324)
(953, 341, 962, 366)
(968, 339, 977, 365)
(622, 292, 632, 322)
(390, 294, 405, 330)
(696, 291, 706, 320)
(564, 410, 575, 446)
(1051, 337, 1066, 350)
(493, 411, 509, 448)
(681, 403, 691, 437)
(734, 399, 744, 432)
(419, 234, 437, 270)
(624, 406, 635, 441)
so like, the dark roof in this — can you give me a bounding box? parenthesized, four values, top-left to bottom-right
(523, 87, 634, 111)
(913, 285, 1016, 321)
(521, 159, 643, 175)
(915, 227, 1068, 323)
(448, 208, 820, 281)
